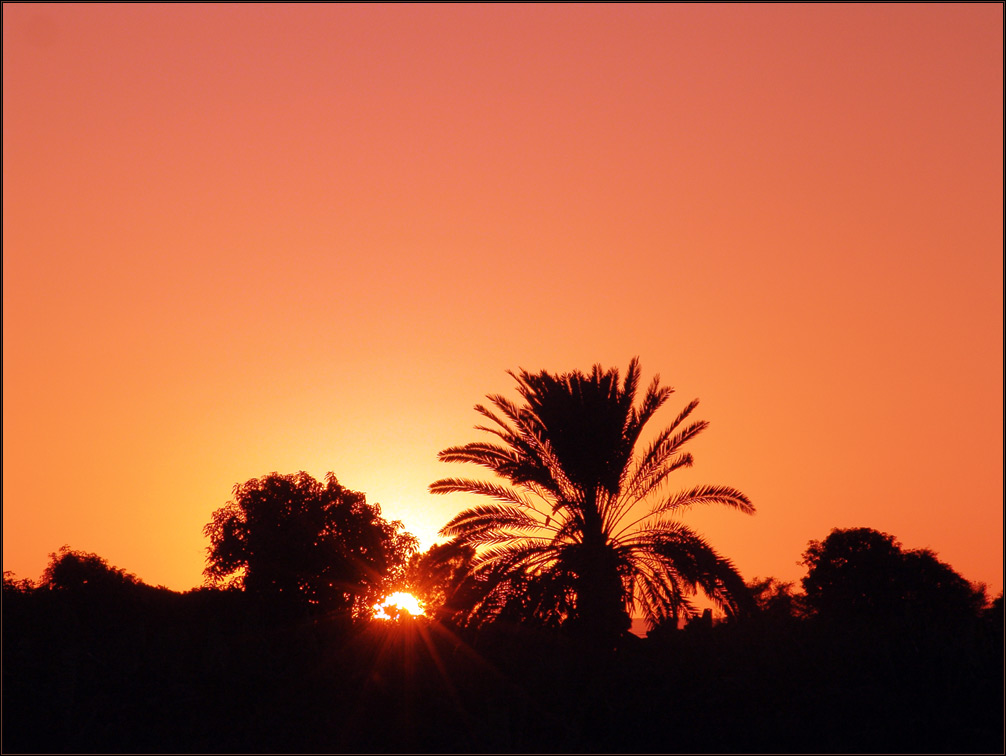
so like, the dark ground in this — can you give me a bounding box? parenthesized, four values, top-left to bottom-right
(3, 584, 1003, 753)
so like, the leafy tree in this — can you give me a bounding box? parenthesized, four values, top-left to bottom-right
(430, 359, 755, 645)
(204, 471, 418, 617)
(403, 540, 476, 621)
(2, 570, 35, 595)
(747, 576, 806, 622)
(801, 527, 986, 623)
(40, 545, 140, 592)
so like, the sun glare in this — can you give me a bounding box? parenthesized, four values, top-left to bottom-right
(374, 591, 426, 619)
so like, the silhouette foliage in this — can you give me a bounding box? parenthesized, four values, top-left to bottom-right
(40, 545, 141, 592)
(403, 540, 476, 620)
(431, 358, 755, 644)
(2, 570, 35, 595)
(203, 471, 417, 616)
(3, 529, 1000, 753)
(801, 526, 986, 623)
(746, 576, 806, 622)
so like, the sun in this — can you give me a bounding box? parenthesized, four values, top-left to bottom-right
(373, 591, 426, 619)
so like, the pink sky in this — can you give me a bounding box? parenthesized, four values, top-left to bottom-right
(3, 3, 1002, 597)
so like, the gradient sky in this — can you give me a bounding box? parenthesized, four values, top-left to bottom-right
(4, 3, 1003, 598)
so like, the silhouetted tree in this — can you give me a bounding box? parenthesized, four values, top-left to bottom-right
(983, 591, 1004, 625)
(431, 359, 754, 646)
(2, 570, 35, 595)
(747, 576, 806, 621)
(801, 527, 985, 624)
(981, 591, 1004, 649)
(403, 540, 476, 620)
(40, 545, 141, 592)
(203, 471, 418, 617)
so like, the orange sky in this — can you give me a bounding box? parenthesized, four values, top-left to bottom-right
(4, 3, 1003, 597)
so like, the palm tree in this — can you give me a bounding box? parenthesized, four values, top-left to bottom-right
(430, 358, 754, 645)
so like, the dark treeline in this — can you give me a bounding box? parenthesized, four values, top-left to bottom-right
(4, 362, 1004, 752)
(3, 528, 1002, 754)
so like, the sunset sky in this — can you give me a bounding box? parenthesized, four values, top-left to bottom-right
(4, 3, 1002, 599)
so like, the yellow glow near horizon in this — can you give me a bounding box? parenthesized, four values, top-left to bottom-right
(374, 592, 426, 619)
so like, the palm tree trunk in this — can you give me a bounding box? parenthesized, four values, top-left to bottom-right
(573, 516, 630, 647)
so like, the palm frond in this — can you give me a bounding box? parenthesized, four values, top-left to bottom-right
(437, 441, 522, 468)
(429, 477, 541, 512)
(473, 403, 516, 434)
(631, 564, 688, 626)
(634, 373, 674, 428)
(485, 391, 532, 432)
(470, 539, 558, 575)
(626, 521, 752, 617)
(551, 514, 586, 544)
(622, 371, 673, 456)
(635, 419, 708, 487)
(604, 452, 694, 533)
(439, 504, 543, 541)
(475, 392, 586, 505)
(650, 484, 754, 516)
(614, 484, 754, 541)
(437, 440, 568, 502)
(624, 398, 701, 495)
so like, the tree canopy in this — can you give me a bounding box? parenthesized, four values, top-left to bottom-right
(203, 471, 417, 617)
(403, 540, 477, 621)
(40, 545, 141, 593)
(801, 526, 986, 624)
